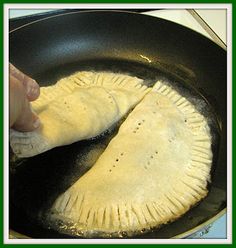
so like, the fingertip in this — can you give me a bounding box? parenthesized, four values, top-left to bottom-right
(25, 78, 40, 101)
(12, 100, 41, 132)
(10, 64, 40, 101)
(32, 117, 41, 129)
(13, 115, 41, 132)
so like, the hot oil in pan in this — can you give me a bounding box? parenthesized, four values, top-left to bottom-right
(9, 60, 223, 238)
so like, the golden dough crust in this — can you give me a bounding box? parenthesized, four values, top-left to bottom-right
(47, 81, 212, 236)
(10, 71, 149, 158)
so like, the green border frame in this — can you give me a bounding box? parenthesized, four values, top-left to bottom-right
(1, 0, 234, 246)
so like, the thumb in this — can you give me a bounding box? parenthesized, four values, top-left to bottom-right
(10, 63, 40, 102)
(12, 100, 41, 132)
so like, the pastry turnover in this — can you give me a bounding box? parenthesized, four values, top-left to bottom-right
(47, 81, 212, 237)
(10, 72, 149, 157)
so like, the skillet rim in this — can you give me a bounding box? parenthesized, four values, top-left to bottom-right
(9, 9, 226, 52)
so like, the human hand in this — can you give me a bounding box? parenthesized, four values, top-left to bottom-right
(10, 63, 41, 131)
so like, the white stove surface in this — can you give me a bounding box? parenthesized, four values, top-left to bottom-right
(9, 8, 227, 44)
(9, 8, 227, 240)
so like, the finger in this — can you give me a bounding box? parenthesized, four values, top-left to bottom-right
(9, 63, 24, 81)
(10, 63, 40, 101)
(9, 75, 25, 127)
(12, 100, 41, 132)
(10, 74, 41, 131)
(22, 76, 40, 102)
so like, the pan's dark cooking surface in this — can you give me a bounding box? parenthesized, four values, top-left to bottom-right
(9, 11, 226, 238)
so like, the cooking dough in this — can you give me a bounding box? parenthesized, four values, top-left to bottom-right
(47, 81, 212, 237)
(10, 71, 149, 158)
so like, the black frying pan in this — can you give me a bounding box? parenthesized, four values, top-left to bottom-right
(9, 10, 227, 239)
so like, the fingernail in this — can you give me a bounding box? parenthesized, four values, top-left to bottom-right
(26, 80, 38, 97)
(33, 118, 41, 129)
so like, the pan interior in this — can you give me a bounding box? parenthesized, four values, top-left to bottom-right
(9, 59, 225, 239)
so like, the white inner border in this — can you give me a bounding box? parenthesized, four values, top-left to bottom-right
(4, 3, 232, 245)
